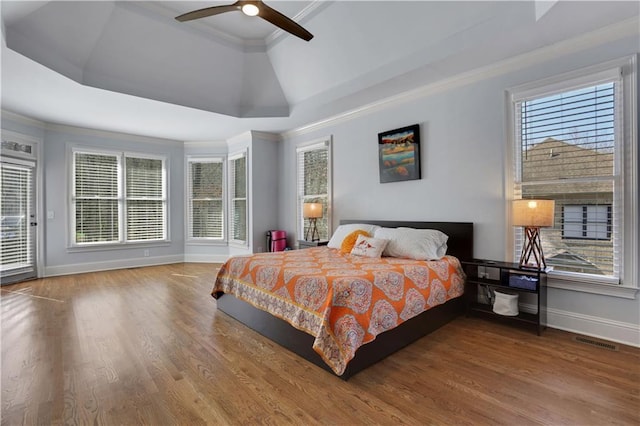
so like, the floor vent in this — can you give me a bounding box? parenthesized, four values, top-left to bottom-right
(573, 336, 619, 351)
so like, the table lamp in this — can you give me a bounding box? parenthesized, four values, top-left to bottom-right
(512, 199, 555, 269)
(303, 202, 323, 241)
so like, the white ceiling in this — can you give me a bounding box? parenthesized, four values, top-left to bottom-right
(1, 1, 638, 141)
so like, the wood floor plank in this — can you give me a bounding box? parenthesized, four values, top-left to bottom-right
(2, 263, 638, 425)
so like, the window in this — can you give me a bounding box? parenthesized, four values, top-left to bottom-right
(229, 151, 247, 244)
(126, 156, 165, 241)
(296, 139, 331, 241)
(187, 158, 224, 240)
(1, 161, 33, 270)
(509, 58, 637, 285)
(563, 205, 611, 240)
(72, 149, 167, 245)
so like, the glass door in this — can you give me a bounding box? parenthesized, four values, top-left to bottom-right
(1, 158, 37, 284)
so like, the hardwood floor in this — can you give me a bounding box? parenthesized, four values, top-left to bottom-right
(1, 263, 638, 425)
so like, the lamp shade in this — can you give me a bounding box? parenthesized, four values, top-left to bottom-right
(512, 199, 555, 227)
(303, 203, 323, 219)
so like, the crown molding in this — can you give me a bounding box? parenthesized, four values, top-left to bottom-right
(265, 0, 329, 47)
(250, 130, 281, 142)
(45, 121, 182, 147)
(282, 16, 640, 139)
(1, 109, 47, 128)
(183, 140, 228, 149)
(126, 1, 267, 53)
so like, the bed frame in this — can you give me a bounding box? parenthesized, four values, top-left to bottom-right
(215, 220, 474, 380)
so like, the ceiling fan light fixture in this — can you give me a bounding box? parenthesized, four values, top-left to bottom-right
(176, 1, 313, 41)
(241, 4, 260, 16)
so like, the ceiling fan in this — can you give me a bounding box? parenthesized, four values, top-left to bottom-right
(175, 1, 314, 41)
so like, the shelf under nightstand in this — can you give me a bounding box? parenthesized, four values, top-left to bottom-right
(461, 259, 548, 335)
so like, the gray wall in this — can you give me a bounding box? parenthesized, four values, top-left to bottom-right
(250, 132, 281, 253)
(1, 25, 637, 346)
(1, 117, 186, 275)
(278, 34, 639, 345)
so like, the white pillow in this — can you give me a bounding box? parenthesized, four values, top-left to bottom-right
(373, 227, 448, 260)
(327, 224, 381, 249)
(350, 235, 388, 258)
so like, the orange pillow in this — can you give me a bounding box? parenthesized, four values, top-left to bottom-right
(340, 230, 371, 253)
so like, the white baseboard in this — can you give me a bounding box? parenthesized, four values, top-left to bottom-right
(509, 302, 638, 348)
(43, 255, 185, 277)
(546, 307, 640, 348)
(184, 254, 230, 263)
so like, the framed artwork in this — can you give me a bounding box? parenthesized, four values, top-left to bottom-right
(378, 124, 421, 183)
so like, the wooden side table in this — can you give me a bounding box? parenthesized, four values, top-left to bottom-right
(461, 259, 547, 335)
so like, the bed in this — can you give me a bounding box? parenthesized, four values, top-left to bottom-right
(212, 220, 473, 379)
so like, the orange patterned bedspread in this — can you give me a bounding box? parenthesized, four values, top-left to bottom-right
(212, 247, 465, 376)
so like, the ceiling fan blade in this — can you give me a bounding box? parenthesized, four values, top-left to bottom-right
(175, 3, 241, 22)
(259, 2, 313, 41)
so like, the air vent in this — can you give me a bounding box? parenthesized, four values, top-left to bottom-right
(573, 335, 619, 351)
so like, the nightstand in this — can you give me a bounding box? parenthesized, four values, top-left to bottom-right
(461, 259, 547, 335)
(297, 240, 329, 249)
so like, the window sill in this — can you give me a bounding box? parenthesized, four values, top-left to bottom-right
(67, 241, 171, 253)
(186, 239, 227, 246)
(547, 271, 638, 299)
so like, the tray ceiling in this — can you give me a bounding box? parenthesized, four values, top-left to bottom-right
(2, 1, 638, 140)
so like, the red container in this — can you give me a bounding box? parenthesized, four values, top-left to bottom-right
(267, 230, 287, 252)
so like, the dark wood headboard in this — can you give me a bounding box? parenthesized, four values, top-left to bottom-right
(339, 220, 473, 261)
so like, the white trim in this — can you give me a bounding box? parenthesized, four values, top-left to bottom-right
(68, 146, 170, 248)
(295, 136, 333, 241)
(0, 130, 44, 280)
(46, 122, 181, 146)
(185, 155, 227, 243)
(250, 131, 281, 142)
(296, 138, 330, 153)
(133, 1, 266, 53)
(546, 307, 640, 348)
(509, 66, 623, 102)
(264, 0, 325, 47)
(228, 148, 249, 247)
(623, 53, 638, 292)
(43, 255, 184, 277)
(548, 277, 638, 299)
(1, 129, 39, 161)
(505, 55, 637, 295)
(183, 253, 230, 264)
(183, 140, 228, 149)
(1, 110, 46, 129)
(282, 17, 639, 139)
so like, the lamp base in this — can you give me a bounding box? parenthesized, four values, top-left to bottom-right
(519, 226, 546, 270)
(304, 218, 320, 242)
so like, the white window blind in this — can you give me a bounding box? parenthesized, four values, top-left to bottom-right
(72, 149, 167, 246)
(73, 152, 120, 243)
(188, 159, 224, 239)
(126, 156, 166, 241)
(296, 140, 331, 240)
(1, 162, 32, 270)
(513, 74, 622, 278)
(229, 152, 247, 243)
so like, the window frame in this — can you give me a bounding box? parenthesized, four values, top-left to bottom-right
(186, 156, 226, 243)
(506, 56, 638, 297)
(296, 137, 332, 242)
(69, 146, 169, 249)
(228, 149, 248, 247)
